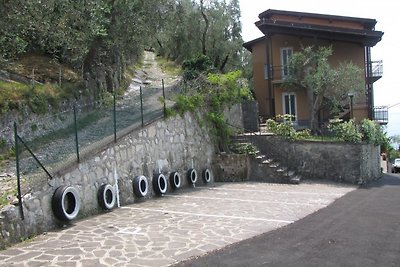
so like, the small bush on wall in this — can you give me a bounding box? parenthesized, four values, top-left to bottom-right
(267, 116, 389, 149)
(171, 70, 253, 152)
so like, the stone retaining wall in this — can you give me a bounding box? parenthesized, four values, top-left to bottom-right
(213, 135, 381, 184)
(213, 154, 249, 182)
(253, 135, 381, 184)
(0, 111, 221, 249)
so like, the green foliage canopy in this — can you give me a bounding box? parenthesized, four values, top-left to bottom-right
(283, 46, 364, 133)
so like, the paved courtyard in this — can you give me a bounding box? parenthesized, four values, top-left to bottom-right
(0, 181, 356, 267)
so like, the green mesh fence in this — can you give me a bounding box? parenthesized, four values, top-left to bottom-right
(14, 80, 178, 193)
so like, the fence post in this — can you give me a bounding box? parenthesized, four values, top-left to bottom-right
(73, 105, 80, 163)
(140, 86, 144, 127)
(113, 89, 117, 142)
(14, 122, 24, 220)
(162, 79, 166, 117)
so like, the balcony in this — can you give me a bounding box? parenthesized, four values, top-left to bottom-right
(373, 106, 388, 125)
(266, 61, 383, 84)
(264, 65, 287, 82)
(367, 60, 383, 84)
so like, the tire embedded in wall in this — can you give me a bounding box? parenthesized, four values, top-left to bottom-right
(52, 186, 81, 221)
(97, 184, 116, 210)
(133, 175, 148, 198)
(169, 172, 181, 190)
(153, 173, 168, 195)
(187, 168, 198, 185)
(202, 168, 212, 183)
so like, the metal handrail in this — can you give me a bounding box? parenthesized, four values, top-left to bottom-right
(367, 60, 383, 78)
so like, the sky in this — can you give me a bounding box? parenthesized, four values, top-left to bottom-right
(239, 0, 400, 138)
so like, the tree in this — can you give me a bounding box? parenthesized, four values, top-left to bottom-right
(0, 0, 246, 99)
(391, 135, 400, 144)
(284, 46, 364, 133)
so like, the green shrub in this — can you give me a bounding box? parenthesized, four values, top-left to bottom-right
(360, 119, 388, 147)
(232, 143, 258, 155)
(171, 70, 253, 151)
(328, 119, 362, 143)
(293, 129, 312, 140)
(266, 114, 296, 137)
(182, 54, 214, 80)
(175, 94, 204, 115)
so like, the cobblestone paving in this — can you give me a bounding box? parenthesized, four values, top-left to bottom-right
(0, 181, 356, 267)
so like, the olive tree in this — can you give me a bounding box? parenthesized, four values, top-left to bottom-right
(283, 46, 364, 133)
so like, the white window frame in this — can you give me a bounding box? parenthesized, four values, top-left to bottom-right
(264, 64, 272, 80)
(282, 92, 297, 122)
(280, 47, 293, 78)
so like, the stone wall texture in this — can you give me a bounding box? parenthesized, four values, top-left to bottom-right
(253, 135, 381, 184)
(213, 154, 249, 183)
(0, 111, 218, 249)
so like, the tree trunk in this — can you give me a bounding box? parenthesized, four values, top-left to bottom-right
(310, 93, 324, 134)
(200, 0, 209, 56)
(307, 88, 316, 132)
(219, 54, 229, 72)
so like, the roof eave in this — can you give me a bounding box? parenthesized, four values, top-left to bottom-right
(243, 36, 266, 52)
(258, 9, 378, 29)
(255, 20, 383, 47)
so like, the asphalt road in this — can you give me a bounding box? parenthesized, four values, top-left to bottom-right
(174, 174, 400, 267)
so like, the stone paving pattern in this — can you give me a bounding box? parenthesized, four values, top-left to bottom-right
(0, 181, 356, 267)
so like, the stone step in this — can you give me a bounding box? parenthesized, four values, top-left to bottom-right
(261, 158, 273, 164)
(289, 175, 301, 184)
(283, 170, 295, 177)
(269, 162, 280, 168)
(230, 142, 251, 146)
(276, 167, 288, 173)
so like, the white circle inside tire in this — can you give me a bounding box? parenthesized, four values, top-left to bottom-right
(170, 172, 181, 189)
(153, 173, 167, 195)
(98, 184, 116, 210)
(203, 169, 212, 183)
(52, 186, 81, 221)
(133, 176, 148, 197)
(187, 169, 197, 184)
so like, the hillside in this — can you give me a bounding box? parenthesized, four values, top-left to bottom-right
(0, 51, 181, 208)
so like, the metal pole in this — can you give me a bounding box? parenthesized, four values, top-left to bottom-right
(14, 122, 24, 220)
(350, 95, 354, 119)
(140, 86, 144, 127)
(162, 79, 166, 117)
(113, 89, 117, 142)
(73, 106, 80, 163)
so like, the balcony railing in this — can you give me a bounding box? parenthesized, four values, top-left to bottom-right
(264, 65, 287, 81)
(367, 60, 383, 83)
(373, 106, 388, 125)
(265, 61, 383, 84)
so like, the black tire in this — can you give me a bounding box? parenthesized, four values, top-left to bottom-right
(202, 168, 212, 183)
(97, 184, 116, 210)
(153, 173, 168, 195)
(170, 172, 181, 190)
(52, 186, 80, 221)
(133, 175, 148, 198)
(187, 168, 198, 184)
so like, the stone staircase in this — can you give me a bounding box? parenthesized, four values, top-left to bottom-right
(229, 134, 301, 184)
